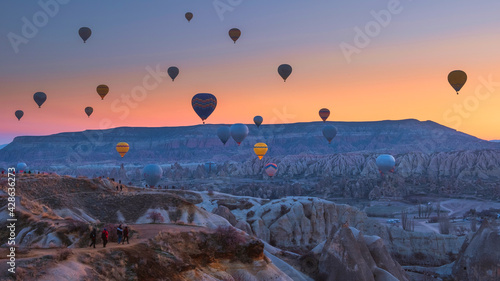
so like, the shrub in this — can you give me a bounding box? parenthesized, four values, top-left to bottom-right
(148, 211, 165, 224)
(213, 226, 245, 254)
(168, 209, 182, 223)
(56, 249, 73, 261)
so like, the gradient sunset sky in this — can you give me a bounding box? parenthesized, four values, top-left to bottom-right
(1, 1, 500, 144)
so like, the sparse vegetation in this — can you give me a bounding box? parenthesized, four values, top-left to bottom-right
(168, 209, 182, 223)
(148, 211, 165, 224)
(401, 209, 415, 231)
(55, 248, 73, 261)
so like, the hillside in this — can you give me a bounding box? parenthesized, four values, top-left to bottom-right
(5, 175, 495, 280)
(1, 119, 498, 168)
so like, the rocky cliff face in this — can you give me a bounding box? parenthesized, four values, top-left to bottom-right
(452, 220, 500, 281)
(195, 193, 465, 268)
(314, 227, 409, 281)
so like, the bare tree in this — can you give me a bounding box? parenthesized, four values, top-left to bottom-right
(401, 209, 414, 231)
(439, 215, 451, 234)
(148, 211, 164, 224)
(436, 202, 441, 218)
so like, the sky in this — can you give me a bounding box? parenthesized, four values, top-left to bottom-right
(1, 0, 500, 144)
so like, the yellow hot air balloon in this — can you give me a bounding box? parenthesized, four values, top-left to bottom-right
(116, 142, 129, 157)
(253, 143, 268, 160)
(97, 84, 109, 100)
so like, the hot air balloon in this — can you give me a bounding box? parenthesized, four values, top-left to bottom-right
(254, 116, 263, 128)
(97, 85, 109, 100)
(253, 143, 268, 160)
(85, 107, 93, 118)
(264, 163, 278, 177)
(278, 64, 292, 82)
(230, 123, 249, 145)
(185, 12, 193, 22)
(168, 67, 179, 81)
(319, 108, 330, 122)
(33, 92, 47, 108)
(15, 110, 24, 121)
(17, 163, 27, 173)
(322, 125, 337, 144)
(217, 126, 231, 145)
(78, 27, 91, 43)
(116, 142, 129, 158)
(229, 28, 241, 43)
(448, 70, 467, 95)
(205, 162, 216, 174)
(376, 154, 396, 175)
(143, 164, 163, 188)
(192, 93, 217, 124)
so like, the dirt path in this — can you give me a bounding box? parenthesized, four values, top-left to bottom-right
(1, 223, 208, 260)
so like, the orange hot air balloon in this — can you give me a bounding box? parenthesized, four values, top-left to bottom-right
(116, 142, 129, 157)
(253, 143, 268, 160)
(97, 84, 109, 100)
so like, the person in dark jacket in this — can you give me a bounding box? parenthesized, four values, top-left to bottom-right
(122, 226, 129, 244)
(117, 224, 123, 244)
(101, 228, 108, 248)
(89, 227, 97, 248)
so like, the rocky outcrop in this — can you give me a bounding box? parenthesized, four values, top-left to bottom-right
(212, 205, 238, 226)
(247, 197, 368, 251)
(452, 220, 500, 281)
(366, 221, 466, 267)
(193, 194, 466, 268)
(312, 227, 409, 281)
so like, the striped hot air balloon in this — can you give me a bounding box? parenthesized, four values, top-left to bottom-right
(319, 108, 330, 122)
(116, 142, 129, 157)
(253, 143, 268, 160)
(192, 93, 217, 124)
(228, 28, 241, 43)
(264, 163, 278, 177)
(97, 85, 109, 100)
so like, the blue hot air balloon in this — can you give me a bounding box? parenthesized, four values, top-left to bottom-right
(217, 126, 231, 145)
(168, 66, 179, 81)
(33, 92, 47, 108)
(230, 123, 249, 146)
(322, 125, 337, 144)
(205, 162, 216, 174)
(254, 116, 263, 128)
(79, 27, 91, 43)
(192, 93, 217, 124)
(376, 154, 396, 175)
(15, 110, 24, 121)
(17, 162, 28, 173)
(143, 164, 163, 187)
(278, 64, 292, 82)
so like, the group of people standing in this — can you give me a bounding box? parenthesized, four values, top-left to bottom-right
(89, 224, 130, 248)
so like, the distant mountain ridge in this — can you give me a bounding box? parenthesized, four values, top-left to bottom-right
(0, 119, 498, 167)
